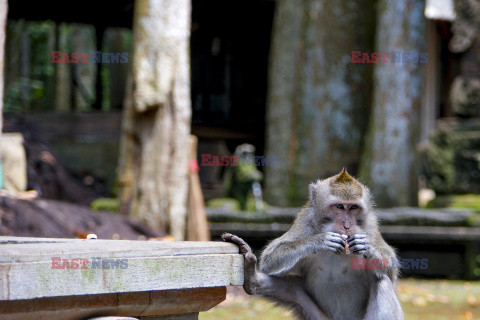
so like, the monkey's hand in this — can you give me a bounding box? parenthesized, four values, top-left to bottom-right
(222, 233, 258, 295)
(347, 234, 371, 256)
(314, 232, 346, 255)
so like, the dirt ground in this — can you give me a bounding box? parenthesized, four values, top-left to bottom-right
(200, 279, 480, 320)
(0, 194, 162, 239)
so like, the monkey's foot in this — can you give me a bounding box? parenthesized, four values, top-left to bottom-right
(222, 233, 257, 266)
(221, 232, 254, 254)
(222, 233, 258, 295)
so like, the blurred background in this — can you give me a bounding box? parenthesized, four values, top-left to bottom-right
(0, 0, 479, 319)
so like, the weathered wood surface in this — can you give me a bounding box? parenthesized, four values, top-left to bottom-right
(0, 238, 243, 301)
(0, 238, 242, 319)
(0, 287, 222, 320)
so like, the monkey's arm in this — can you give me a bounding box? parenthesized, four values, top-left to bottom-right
(222, 233, 331, 320)
(259, 222, 345, 276)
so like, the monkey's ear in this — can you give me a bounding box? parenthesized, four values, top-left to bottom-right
(308, 182, 318, 202)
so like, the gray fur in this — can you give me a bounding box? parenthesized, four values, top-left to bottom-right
(223, 173, 404, 320)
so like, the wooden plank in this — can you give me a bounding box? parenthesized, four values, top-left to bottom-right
(0, 287, 224, 320)
(0, 238, 240, 262)
(0, 238, 243, 301)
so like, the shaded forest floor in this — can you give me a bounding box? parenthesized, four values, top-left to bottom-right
(200, 279, 480, 320)
(0, 194, 163, 240)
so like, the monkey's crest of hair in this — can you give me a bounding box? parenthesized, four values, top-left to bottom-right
(329, 168, 363, 200)
(308, 168, 373, 212)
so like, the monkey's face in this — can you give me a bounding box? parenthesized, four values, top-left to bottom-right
(309, 168, 372, 235)
(324, 202, 364, 236)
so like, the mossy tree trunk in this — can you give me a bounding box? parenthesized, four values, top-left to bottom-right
(0, 0, 6, 150)
(264, 0, 376, 207)
(55, 24, 72, 112)
(117, 0, 191, 240)
(359, 0, 426, 207)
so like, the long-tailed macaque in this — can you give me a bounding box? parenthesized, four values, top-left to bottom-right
(223, 169, 404, 320)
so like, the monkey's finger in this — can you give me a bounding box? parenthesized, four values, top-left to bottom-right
(347, 234, 368, 244)
(327, 232, 344, 238)
(324, 246, 341, 254)
(351, 244, 368, 254)
(327, 241, 345, 249)
(326, 241, 345, 254)
(348, 238, 369, 246)
(349, 233, 367, 239)
(221, 233, 236, 244)
(326, 233, 346, 245)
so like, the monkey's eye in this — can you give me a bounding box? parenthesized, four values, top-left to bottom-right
(350, 204, 359, 210)
(335, 204, 345, 210)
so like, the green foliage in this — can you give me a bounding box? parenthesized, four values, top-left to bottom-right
(4, 20, 56, 112)
(4, 80, 24, 112)
(90, 197, 120, 213)
(101, 59, 110, 110)
(466, 213, 480, 227)
(428, 194, 480, 212)
(207, 198, 240, 211)
(206, 197, 268, 213)
(5, 20, 133, 113)
(245, 198, 268, 213)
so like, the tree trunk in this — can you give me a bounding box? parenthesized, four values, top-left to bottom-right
(264, 0, 376, 207)
(105, 28, 130, 110)
(72, 24, 96, 111)
(118, 0, 191, 240)
(359, 0, 426, 207)
(0, 0, 7, 145)
(55, 24, 72, 112)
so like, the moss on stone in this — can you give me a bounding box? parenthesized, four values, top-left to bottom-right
(466, 213, 480, 227)
(428, 194, 480, 212)
(207, 198, 240, 211)
(90, 198, 120, 213)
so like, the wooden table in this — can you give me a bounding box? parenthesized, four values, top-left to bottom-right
(0, 237, 244, 320)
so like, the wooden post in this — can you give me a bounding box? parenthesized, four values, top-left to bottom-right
(187, 135, 210, 241)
